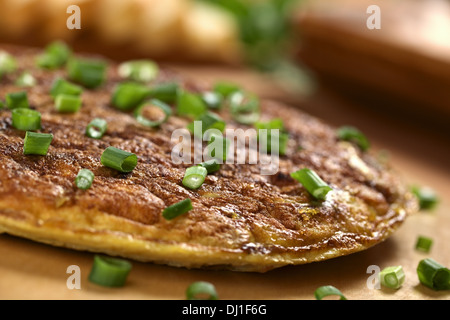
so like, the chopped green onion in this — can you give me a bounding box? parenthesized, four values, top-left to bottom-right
(88, 255, 132, 287)
(290, 168, 332, 200)
(314, 285, 346, 300)
(111, 82, 151, 111)
(233, 111, 260, 125)
(37, 55, 60, 70)
(23, 131, 53, 155)
(50, 78, 83, 98)
(176, 91, 207, 118)
(186, 281, 219, 300)
(336, 126, 370, 151)
(272, 132, 289, 155)
(75, 168, 94, 190)
(198, 159, 220, 174)
(417, 258, 450, 291)
(411, 186, 439, 210)
(205, 133, 231, 162)
(200, 112, 226, 132)
(118, 60, 159, 83)
(415, 236, 433, 253)
(67, 57, 107, 89)
(228, 91, 260, 125)
(148, 82, 179, 103)
(55, 94, 82, 113)
(101, 146, 137, 173)
(15, 72, 37, 87)
(12, 108, 41, 131)
(0, 51, 17, 77)
(255, 118, 284, 131)
(162, 198, 193, 220)
(254, 118, 283, 130)
(229, 91, 259, 113)
(6, 91, 29, 110)
(46, 41, 71, 61)
(134, 99, 172, 128)
(258, 129, 289, 156)
(380, 266, 405, 289)
(85, 118, 107, 139)
(202, 91, 223, 109)
(182, 166, 208, 190)
(36, 41, 71, 69)
(213, 81, 240, 98)
(187, 112, 225, 137)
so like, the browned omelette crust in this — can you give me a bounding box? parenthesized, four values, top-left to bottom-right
(0, 45, 418, 272)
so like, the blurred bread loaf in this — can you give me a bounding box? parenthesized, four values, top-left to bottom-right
(0, 0, 243, 64)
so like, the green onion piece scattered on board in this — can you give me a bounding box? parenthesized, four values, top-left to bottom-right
(111, 82, 151, 111)
(134, 99, 172, 128)
(67, 57, 107, 89)
(290, 168, 332, 201)
(12, 108, 41, 131)
(23, 131, 53, 155)
(85, 118, 107, 139)
(417, 258, 450, 291)
(6, 91, 29, 109)
(50, 78, 83, 98)
(88, 255, 132, 287)
(101, 146, 137, 173)
(55, 94, 82, 113)
(186, 281, 219, 300)
(415, 236, 433, 253)
(314, 285, 346, 300)
(380, 266, 405, 290)
(162, 198, 193, 220)
(411, 186, 439, 210)
(118, 59, 159, 83)
(182, 166, 208, 190)
(336, 126, 370, 151)
(75, 168, 94, 190)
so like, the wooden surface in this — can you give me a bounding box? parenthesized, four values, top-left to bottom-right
(295, 0, 450, 130)
(0, 64, 448, 300)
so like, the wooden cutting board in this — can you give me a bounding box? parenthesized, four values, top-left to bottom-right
(0, 65, 448, 300)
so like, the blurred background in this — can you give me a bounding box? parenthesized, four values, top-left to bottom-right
(0, 0, 299, 66)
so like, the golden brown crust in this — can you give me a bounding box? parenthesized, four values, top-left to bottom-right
(0, 45, 418, 272)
